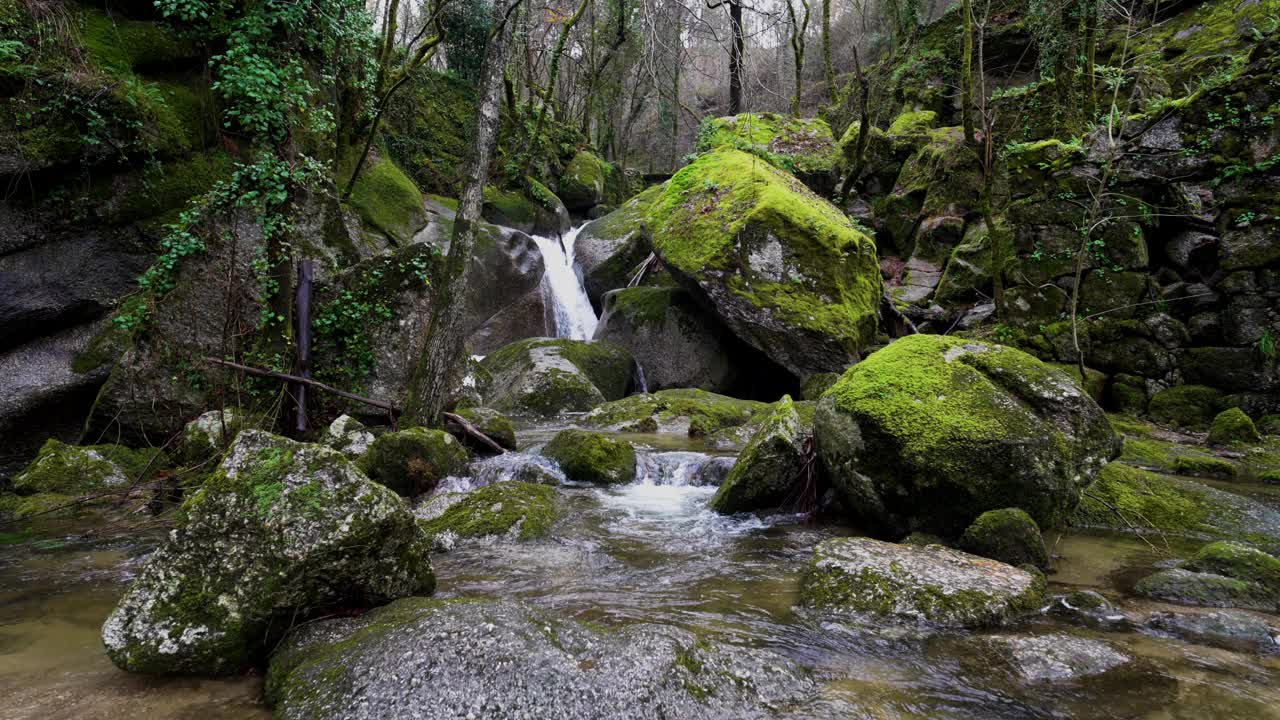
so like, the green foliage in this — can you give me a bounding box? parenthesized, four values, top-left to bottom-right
(441, 0, 492, 83)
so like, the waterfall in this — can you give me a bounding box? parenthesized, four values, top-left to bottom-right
(532, 225, 598, 340)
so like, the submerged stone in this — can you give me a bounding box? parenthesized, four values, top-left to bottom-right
(801, 537, 1045, 628)
(542, 429, 636, 485)
(1135, 568, 1276, 611)
(1145, 610, 1280, 654)
(710, 396, 807, 514)
(357, 426, 469, 497)
(815, 335, 1120, 537)
(101, 431, 434, 675)
(266, 598, 817, 720)
(975, 633, 1131, 682)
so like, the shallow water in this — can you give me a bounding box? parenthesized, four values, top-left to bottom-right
(2, 436, 1279, 719)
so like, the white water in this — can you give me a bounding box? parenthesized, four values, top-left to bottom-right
(532, 225, 598, 340)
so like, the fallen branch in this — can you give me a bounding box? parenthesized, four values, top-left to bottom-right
(205, 357, 400, 414)
(442, 411, 507, 455)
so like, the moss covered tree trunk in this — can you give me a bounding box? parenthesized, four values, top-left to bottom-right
(404, 0, 515, 426)
(960, 0, 975, 145)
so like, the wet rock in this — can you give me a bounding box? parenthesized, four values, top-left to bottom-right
(1, 439, 166, 520)
(814, 335, 1120, 537)
(417, 481, 559, 550)
(466, 453, 566, 487)
(585, 388, 765, 436)
(959, 508, 1049, 569)
(181, 409, 248, 465)
(102, 431, 434, 675)
(266, 597, 817, 720)
(1207, 407, 1261, 446)
(1185, 541, 1280, 594)
(692, 456, 736, 487)
(1049, 590, 1131, 626)
(542, 429, 636, 485)
(357, 427, 470, 497)
(710, 397, 807, 514)
(1145, 610, 1280, 654)
(448, 406, 517, 452)
(976, 633, 1131, 682)
(558, 151, 610, 210)
(800, 537, 1045, 628)
(322, 414, 375, 458)
(481, 337, 634, 416)
(1147, 384, 1224, 429)
(646, 148, 881, 378)
(1135, 568, 1277, 611)
(800, 372, 840, 401)
(573, 186, 661, 310)
(594, 287, 740, 393)
(635, 451, 723, 486)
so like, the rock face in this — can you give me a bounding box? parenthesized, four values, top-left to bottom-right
(695, 112, 842, 194)
(709, 397, 807, 514)
(266, 597, 817, 720)
(542, 429, 636, 485)
(594, 287, 740, 393)
(959, 508, 1049, 569)
(815, 335, 1121, 537)
(357, 427, 470, 497)
(102, 431, 435, 675)
(645, 148, 881, 379)
(481, 338, 634, 416)
(801, 537, 1045, 628)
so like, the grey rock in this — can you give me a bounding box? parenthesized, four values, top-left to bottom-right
(978, 633, 1131, 682)
(322, 414, 375, 458)
(1145, 610, 1280, 654)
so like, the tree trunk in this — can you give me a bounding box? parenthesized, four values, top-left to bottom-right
(524, 0, 590, 175)
(822, 0, 835, 100)
(729, 1, 744, 114)
(838, 46, 870, 202)
(404, 0, 515, 426)
(961, 0, 975, 145)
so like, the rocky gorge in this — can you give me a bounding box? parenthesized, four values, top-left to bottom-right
(2, 0, 1280, 717)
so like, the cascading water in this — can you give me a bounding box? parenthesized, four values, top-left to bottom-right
(532, 225, 598, 339)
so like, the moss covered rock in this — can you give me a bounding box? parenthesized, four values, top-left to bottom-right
(357, 427, 470, 497)
(2, 439, 166, 520)
(181, 409, 248, 465)
(541, 429, 636, 485)
(481, 338, 634, 416)
(1147, 384, 1223, 429)
(800, 537, 1045, 628)
(1185, 541, 1280, 594)
(557, 151, 610, 210)
(645, 148, 881, 378)
(323, 415, 376, 458)
(958, 508, 1049, 569)
(1207, 408, 1261, 446)
(418, 482, 558, 547)
(1135, 568, 1276, 611)
(573, 185, 664, 309)
(815, 335, 1121, 537)
(449, 407, 517, 451)
(584, 388, 765, 436)
(800, 372, 840, 400)
(346, 153, 428, 245)
(101, 431, 435, 675)
(696, 112, 841, 193)
(709, 397, 806, 514)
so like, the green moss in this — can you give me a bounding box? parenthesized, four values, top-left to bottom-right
(453, 407, 517, 451)
(1134, 568, 1265, 608)
(709, 396, 803, 514)
(586, 388, 766, 436)
(958, 508, 1049, 569)
(346, 153, 425, 244)
(800, 372, 840, 400)
(1048, 363, 1107, 404)
(357, 427, 470, 496)
(1147, 385, 1224, 429)
(1208, 407, 1261, 446)
(887, 110, 937, 138)
(1186, 541, 1280, 592)
(1172, 455, 1240, 480)
(558, 150, 609, 208)
(107, 152, 233, 224)
(541, 430, 636, 485)
(607, 286, 682, 327)
(646, 148, 880, 355)
(80, 10, 191, 75)
(483, 338, 633, 403)
(695, 112, 840, 176)
(11, 439, 165, 496)
(419, 482, 559, 541)
(482, 186, 538, 227)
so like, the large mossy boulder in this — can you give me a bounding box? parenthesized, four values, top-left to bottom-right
(814, 335, 1121, 538)
(801, 537, 1045, 628)
(1207, 407, 1261, 446)
(594, 287, 740, 393)
(709, 397, 806, 514)
(357, 427, 470, 497)
(557, 150, 610, 210)
(1146, 384, 1223, 429)
(645, 148, 881, 378)
(573, 185, 663, 310)
(417, 481, 559, 547)
(1184, 541, 1280, 594)
(101, 431, 435, 675)
(266, 598, 817, 719)
(958, 508, 1049, 569)
(541, 429, 636, 485)
(480, 338, 634, 416)
(695, 112, 841, 193)
(1, 439, 166, 520)
(584, 388, 765, 436)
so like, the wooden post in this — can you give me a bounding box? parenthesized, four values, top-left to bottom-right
(293, 260, 314, 434)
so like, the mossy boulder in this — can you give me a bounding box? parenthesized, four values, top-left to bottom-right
(2, 439, 166, 520)
(887, 110, 938, 142)
(696, 112, 841, 193)
(482, 185, 567, 235)
(815, 335, 1121, 538)
(595, 287, 740, 393)
(1106, 374, 1149, 415)
(357, 427, 470, 497)
(800, 537, 1045, 628)
(1135, 568, 1277, 611)
(709, 397, 806, 514)
(541, 430, 636, 485)
(448, 407, 517, 452)
(958, 508, 1049, 569)
(181, 409, 249, 465)
(1185, 541, 1280, 594)
(265, 597, 817, 719)
(574, 185, 663, 309)
(346, 153, 428, 245)
(1259, 414, 1280, 436)
(417, 481, 558, 548)
(557, 150, 610, 210)
(1147, 384, 1223, 429)
(101, 431, 435, 675)
(645, 148, 881, 378)
(584, 388, 765, 436)
(1207, 408, 1261, 446)
(481, 338, 635, 416)
(323, 415, 376, 458)
(1171, 455, 1239, 480)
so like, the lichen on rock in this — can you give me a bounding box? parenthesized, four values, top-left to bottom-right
(417, 481, 559, 549)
